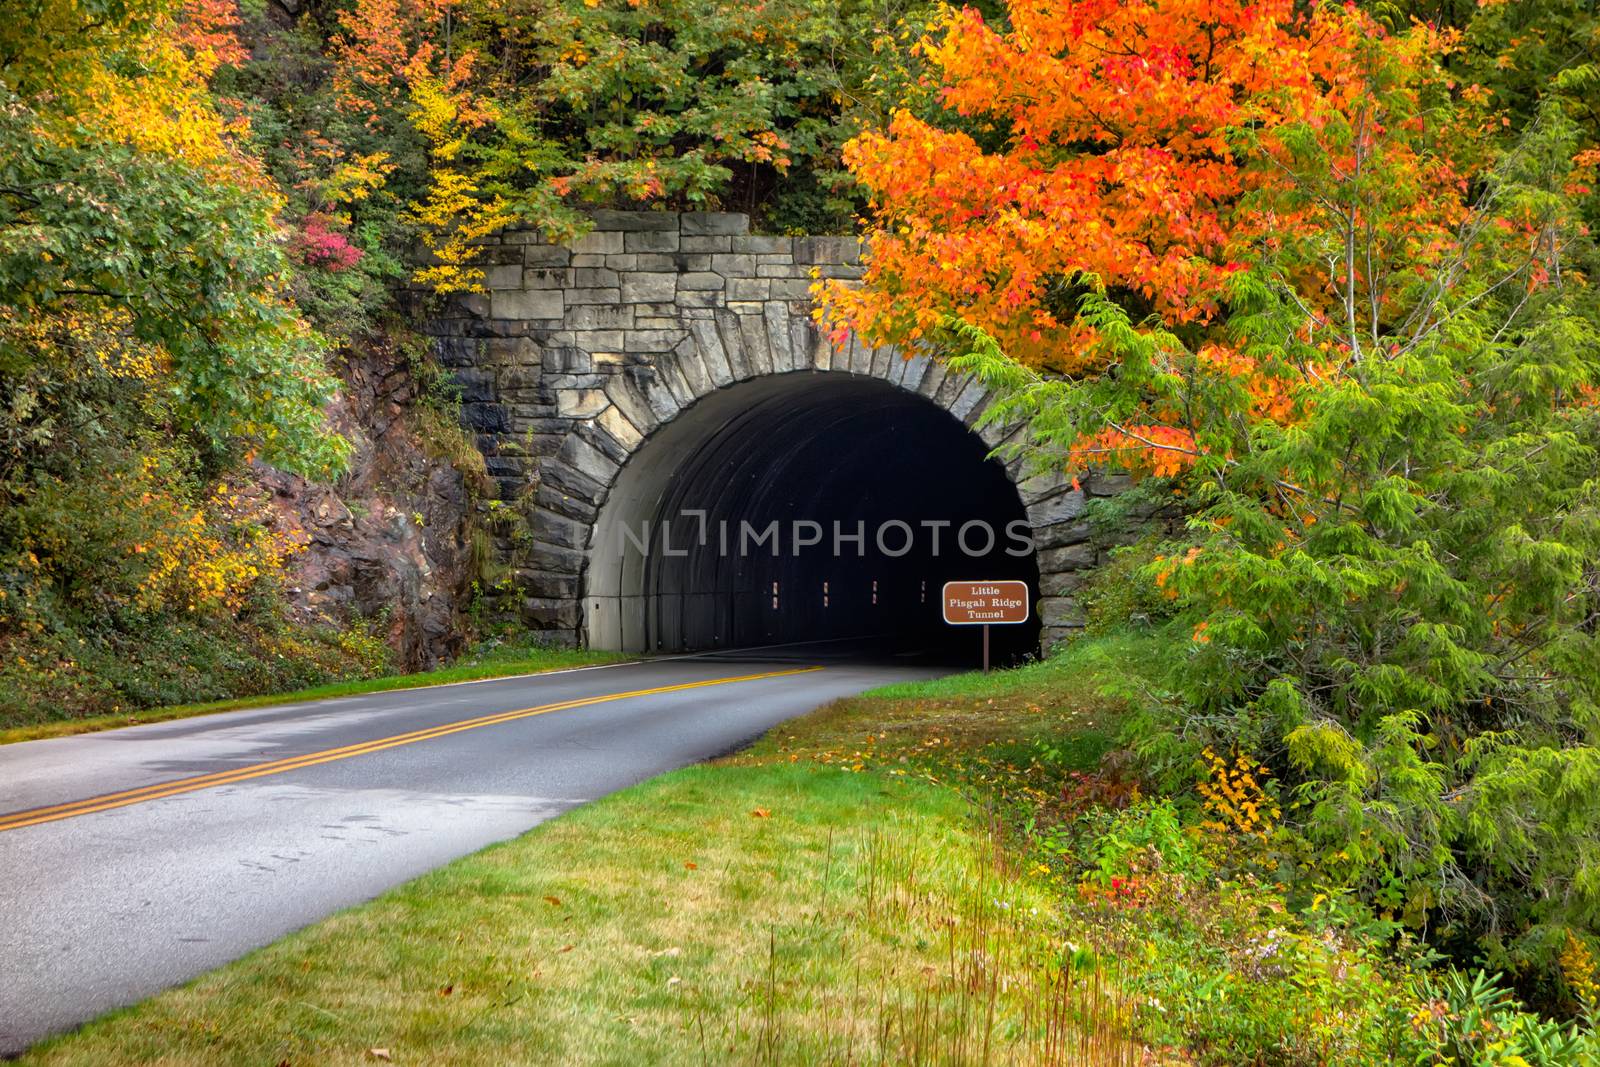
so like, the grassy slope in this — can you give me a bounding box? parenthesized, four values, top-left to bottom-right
(18, 647, 1156, 1067)
(0, 643, 628, 746)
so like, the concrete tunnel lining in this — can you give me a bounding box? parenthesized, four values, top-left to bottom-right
(584, 372, 1041, 660)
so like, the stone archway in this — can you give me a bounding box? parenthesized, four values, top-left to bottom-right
(427, 210, 1109, 654)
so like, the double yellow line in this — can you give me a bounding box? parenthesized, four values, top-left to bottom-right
(0, 666, 821, 835)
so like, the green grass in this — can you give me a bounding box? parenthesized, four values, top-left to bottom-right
(0, 642, 628, 746)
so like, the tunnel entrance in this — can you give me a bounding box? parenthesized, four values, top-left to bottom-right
(585, 373, 1041, 664)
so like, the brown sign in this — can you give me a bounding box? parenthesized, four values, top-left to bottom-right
(942, 580, 1030, 626)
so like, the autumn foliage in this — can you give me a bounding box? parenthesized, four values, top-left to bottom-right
(829, 0, 1600, 991)
(823, 0, 1470, 475)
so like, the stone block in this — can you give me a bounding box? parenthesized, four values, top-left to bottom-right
(739, 235, 794, 255)
(603, 376, 660, 436)
(1039, 542, 1098, 575)
(678, 272, 725, 291)
(769, 278, 814, 300)
(521, 243, 571, 268)
(788, 316, 813, 370)
(1087, 471, 1135, 497)
(870, 343, 894, 380)
(450, 366, 496, 404)
(625, 328, 687, 352)
(675, 291, 722, 309)
(682, 235, 733, 253)
(948, 376, 986, 422)
(542, 346, 591, 374)
(485, 263, 523, 289)
(535, 481, 599, 523)
(793, 235, 862, 265)
(687, 318, 733, 386)
(556, 389, 609, 418)
(453, 293, 490, 319)
(711, 253, 757, 277)
(574, 329, 624, 352)
(682, 212, 749, 236)
(631, 366, 683, 422)
(597, 404, 643, 451)
(738, 313, 773, 376)
(1040, 570, 1093, 598)
(460, 402, 509, 433)
(533, 510, 588, 549)
(557, 433, 620, 487)
(715, 309, 751, 379)
(674, 253, 712, 271)
(523, 268, 574, 289)
(764, 302, 795, 371)
(672, 337, 715, 397)
(578, 420, 630, 465)
(491, 289, 564, 321)
(1038, 597, 1088, 629)
(757, 261, 799, 277)
(516, 569, 580, 599)
(728, 278, 770, 301)
(573, 267, 619, 288)
(481, 336, 540, 366)
(497, 363, 543, 395)
(591, 209, 679, 231)
(1034, 521, 1094, 551)
(568, 305, 633, 330)
(522, 596, 581, 629)
(621, 273, 677, 303)
(625, 230, 680, 253)
(566, 287, 622, 305)
(568, 229, 623, 256)
(1027, 489, 1088, 528)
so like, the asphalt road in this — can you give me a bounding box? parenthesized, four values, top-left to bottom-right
(0, 652, 943, 1055)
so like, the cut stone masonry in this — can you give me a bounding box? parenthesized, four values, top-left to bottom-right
(426, 210, 1122, 651)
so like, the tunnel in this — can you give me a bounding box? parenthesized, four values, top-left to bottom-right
(584, 373, 1041, 665)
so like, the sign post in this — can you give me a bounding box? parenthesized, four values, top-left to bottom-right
(941, 580, 1030, 672)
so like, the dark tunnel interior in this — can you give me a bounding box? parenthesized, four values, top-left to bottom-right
(584, 374, 1040, 665)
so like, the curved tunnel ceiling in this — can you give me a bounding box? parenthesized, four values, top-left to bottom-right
(586, 373, 1040, 663)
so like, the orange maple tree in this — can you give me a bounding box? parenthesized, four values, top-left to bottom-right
(820, 0, 1466, 478)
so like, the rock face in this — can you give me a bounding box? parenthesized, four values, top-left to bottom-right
(425, 211, 1125, 653)
(254, 338, 476, 670)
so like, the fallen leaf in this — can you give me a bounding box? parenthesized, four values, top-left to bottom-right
(543, 896, 562, 906)
(438, 985, 453, 997)
(559, 944, 574, 953)
(367, 1050, 392, 1062)
(751, 808, 770, 819)
(684, 861, 698, 870)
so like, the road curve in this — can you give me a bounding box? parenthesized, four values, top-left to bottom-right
(0, 654, 943, 1055)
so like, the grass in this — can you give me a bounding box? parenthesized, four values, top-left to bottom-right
(17, 641, 1164, 1067)
(0, 641, 628, 746)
